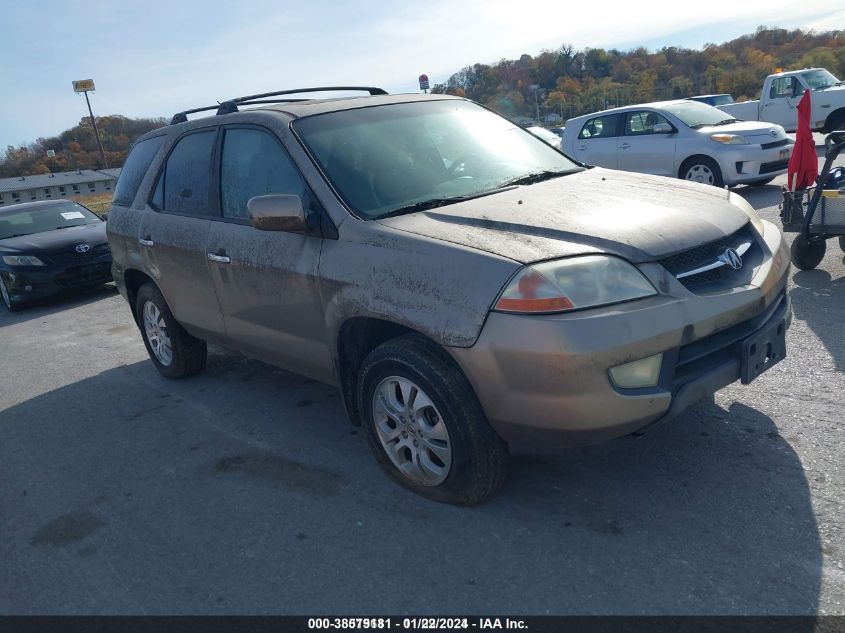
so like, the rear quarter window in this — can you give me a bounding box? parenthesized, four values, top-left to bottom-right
(112, 136, 165, 206)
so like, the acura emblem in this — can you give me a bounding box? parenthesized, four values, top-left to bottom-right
(718, 248, 743, 270)
(75, 244, 90, 253)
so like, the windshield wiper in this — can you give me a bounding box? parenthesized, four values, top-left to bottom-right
(377, 186, 519, 219)
(498, 169, 579, 187)
(713, 118, 738, 126)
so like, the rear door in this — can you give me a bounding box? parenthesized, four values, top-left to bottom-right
(205, 125, 332, 383)
(139, 128, 224, 339)
(570, 114, 622, 168)
(617, 110, 677, 177)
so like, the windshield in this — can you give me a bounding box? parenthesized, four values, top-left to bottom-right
(293, 100, 580, 219)
(662, 101, 736, 128)
(801, 69, 841, 90)
(0, 202, 100, 239)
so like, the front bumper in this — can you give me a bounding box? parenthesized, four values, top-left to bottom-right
(448, 220, 791, 452)
(716, 142, 793, 185)
(0, 257, 112, 304)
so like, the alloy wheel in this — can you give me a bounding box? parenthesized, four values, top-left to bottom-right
(143, 300, 173, 366)
(372, 376, 452, 486)
(0, 278, 11, 310)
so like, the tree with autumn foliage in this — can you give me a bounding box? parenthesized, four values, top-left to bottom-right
(433, 27, 845, 124)
(0, 115, 166, 178)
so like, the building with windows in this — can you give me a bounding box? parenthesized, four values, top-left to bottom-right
(0, 169, 121, 207)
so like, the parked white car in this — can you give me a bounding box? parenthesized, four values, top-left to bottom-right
(717, 68, 845, 133)
(562, 100, 793, 187)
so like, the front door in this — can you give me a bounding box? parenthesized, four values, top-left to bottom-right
(205, 126, 332, 383)
(617, 111, 677, 177)
(139, 128, 224, 339)
(764, 76, 803, 130)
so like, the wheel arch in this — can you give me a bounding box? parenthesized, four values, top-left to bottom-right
(678, 153, 719, 179)
(824, 107, 845, 133)
(123, 268, 157, 322)
(334, 317, 461, 426)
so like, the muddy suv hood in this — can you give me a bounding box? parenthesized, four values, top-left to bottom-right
(376, 168, 749, 264)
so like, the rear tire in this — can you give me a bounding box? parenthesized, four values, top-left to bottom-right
(0, 277, 21, 312)
(839, 236, 845, 253)
(135, 283, 207, 378)
(790, 236, 826, 271)
(358, 334, 509, 506)
(680, 156, 724, 188)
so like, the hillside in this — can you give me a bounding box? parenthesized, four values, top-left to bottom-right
(1, 115, 166, 178)
(432, 27, 845, 123)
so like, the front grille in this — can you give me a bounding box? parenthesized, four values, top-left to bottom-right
(658, 225, 757, 291)
(760, 138, 790, 150)
(46, 243, 110, 265)
(760, 158, 789, 174)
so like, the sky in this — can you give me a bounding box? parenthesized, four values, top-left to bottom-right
(1, 0, 844, 149)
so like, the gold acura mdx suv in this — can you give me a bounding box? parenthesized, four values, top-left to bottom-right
(107, 87, 791, 504)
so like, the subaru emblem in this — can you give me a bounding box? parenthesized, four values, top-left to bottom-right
(718, 248, 743, 270)
(75, 244, 90, 253)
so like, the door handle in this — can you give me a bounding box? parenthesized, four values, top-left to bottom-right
(207, 252, 231, 264)
(620, 143, 631, 149)
(139, 238, 154, 247)
(578, 144, 587, 151)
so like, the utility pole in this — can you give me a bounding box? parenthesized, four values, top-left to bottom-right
(72, 79, 108, 169)
(530, 84, 541, 124)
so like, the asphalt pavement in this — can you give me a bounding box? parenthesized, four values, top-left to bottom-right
(1, 160, 843, 615)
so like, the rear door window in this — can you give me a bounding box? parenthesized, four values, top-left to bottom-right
(112, 136, 164, 206)
(151, 130, 216, 216)
(219, 128, 312, 220)
(578, 114, 621, 139)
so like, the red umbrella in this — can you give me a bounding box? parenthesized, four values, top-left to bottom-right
(787, 89, 818, 191)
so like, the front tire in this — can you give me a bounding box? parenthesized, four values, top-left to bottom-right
(135, 283, 207, 378)
(791, 236, 826, 270)
(681, 157, 724, 188)
(358, 334, 509, 505)
(839, 236, 845, 253)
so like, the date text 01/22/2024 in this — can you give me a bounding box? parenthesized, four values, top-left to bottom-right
(307, 618, 528, 630)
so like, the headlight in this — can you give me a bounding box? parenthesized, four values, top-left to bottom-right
(2, 255, 45, 266)
(710, 133, 749, 145)
(728, 191, 765, 234)
(495, 255, 657, 314)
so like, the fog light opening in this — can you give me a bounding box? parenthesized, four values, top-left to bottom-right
(609, 353, 663, 389)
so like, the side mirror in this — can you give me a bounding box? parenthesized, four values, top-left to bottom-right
(247, 194, 307, 232)
(652, 122, 673, 134)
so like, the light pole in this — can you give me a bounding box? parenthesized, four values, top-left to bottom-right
(529, 84, 540, 124)
(72, 79, 108, 169)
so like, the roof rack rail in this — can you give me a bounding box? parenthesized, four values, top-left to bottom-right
(169, 86, 387, 124)
(169, 105, 223, 125)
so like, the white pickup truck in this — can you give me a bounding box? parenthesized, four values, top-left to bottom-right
(717, 68, 845, 133)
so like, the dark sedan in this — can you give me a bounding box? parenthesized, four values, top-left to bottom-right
(0, 200, 112, 311)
